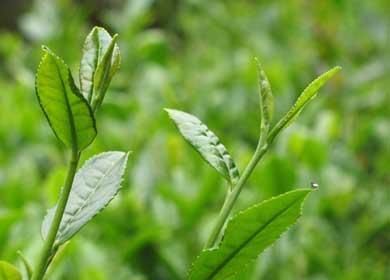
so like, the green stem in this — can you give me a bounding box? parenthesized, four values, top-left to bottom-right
(205, 140, 268, 248)
(32, 150, 80, 280)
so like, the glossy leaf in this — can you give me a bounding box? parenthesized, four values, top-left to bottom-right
(255, 58, 274, 131)
(42, 151, 129, 246)
(79, 27, 120, 110)
(189, 189, 312, 280)
(36, 47, 97, 151)
(268, 66, 341, 143)
(165, 109, 239, 184)
(0, 261, 22, 280)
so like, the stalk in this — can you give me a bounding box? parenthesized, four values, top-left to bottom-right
(205, 126, 269, 248)
(32, 150, 80, 280)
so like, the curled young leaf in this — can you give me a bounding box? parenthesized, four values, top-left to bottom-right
(79, 27, 121, 111)
(255, 58, 274, 134)
(189, 189, 312, 280)
(268, 66, 341, 143)
(0, 261, 22, 280)
(36, 47, 97, 151)
(42, 151, 129, 246)
(165, 109, 239, 185)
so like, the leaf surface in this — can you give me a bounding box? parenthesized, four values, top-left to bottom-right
(255, 58, 274, 129)
(79, 27, 120, 109)
(0, 261, 22, 280)
(166, 109, 239, 184)
(36, 47, 96, 151)
(189, 189, 312, 280)
(268, 66, 341, 142)
(42, 151, 129, 246)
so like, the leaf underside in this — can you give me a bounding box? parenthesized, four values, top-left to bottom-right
(79, 26, 120, 105)
(0, 261, 22, 280)
(268, 66, 341, 141)
(166, 109, 239, 184)
(189, 189, 312, 280)
(42, 151, 129, 246)
(36, 47, 96, 151)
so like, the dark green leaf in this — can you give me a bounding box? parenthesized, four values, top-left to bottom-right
(189, 189, 312, 280)
(36, 47, 97, 151)
(165, 109, 239, 185)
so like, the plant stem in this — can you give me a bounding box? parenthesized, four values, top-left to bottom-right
(204, 142, 268, 249)
(32, 150, 80, 280)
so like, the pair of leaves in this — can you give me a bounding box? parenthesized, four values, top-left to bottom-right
(42, 151, 129, 247)
(80, 27, 120, 110)
(36, 27, 120, 151)
(0, 261, 21, 280)
(189, 189, 312, 279)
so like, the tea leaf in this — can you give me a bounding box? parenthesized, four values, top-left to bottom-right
(268, 66, 341, 143)
(79, 27, 120, 110)
(255, 58, 274, 132)
(165, 109, 239, 185)
(36, 47, 97, 151)
(189, 189, 312, 280)
(0, 261, 22, 280)
(42, 151, 129, 246)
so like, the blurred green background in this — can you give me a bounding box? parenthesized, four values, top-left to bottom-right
(0, 0, 389, 279)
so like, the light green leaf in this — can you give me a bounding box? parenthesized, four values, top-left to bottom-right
(79, 26, 120, 110)
(268, 66, 341, 143)
(36, 46, 97, 151)
(42, 151, 129, 246)
(165, 109, 239, 185)
(189, 189, 312, 280)
(255, 58, 274, 131)
(16, 251, 32, 280)
(0, 261, 22, 280)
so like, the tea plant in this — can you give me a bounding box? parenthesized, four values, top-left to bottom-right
(0, 27, 128, 280)
(166, 60, 341, 279)
(0, 25, 341, 280)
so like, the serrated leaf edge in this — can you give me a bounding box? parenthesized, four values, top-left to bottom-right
(35, 46, 97, 150)
(188, 188, 312, 279)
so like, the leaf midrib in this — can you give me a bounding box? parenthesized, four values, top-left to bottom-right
(53, 59, 78, 151)
(205, 195, 303, 280)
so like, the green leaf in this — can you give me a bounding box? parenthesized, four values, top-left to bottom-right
(36, 47, 97, 151)
(268, 66, 341, 143)
(42, 151, 129, 246)
(16, 251, 32, 280)
(79, 27, 121, 110)
(255, 58, 274, 132)
(165, 109, 239, 185)
(0, 261, 22, 280)
(189, 189, 312, 280)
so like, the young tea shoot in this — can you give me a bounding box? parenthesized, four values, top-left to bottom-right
(166, 60, 341, 279)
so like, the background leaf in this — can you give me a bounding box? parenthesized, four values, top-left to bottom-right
(268, 66, 341, 143)
(36, 47, 97, 151)
(0, 261, 22, 280)
(189, 189, 312, 280)
(166, 109, 239, 185)
(42, 151, 129, 246)
(79, 27, 120, 108)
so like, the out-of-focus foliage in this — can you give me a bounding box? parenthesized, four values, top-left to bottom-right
(0, 0, 388, 279)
